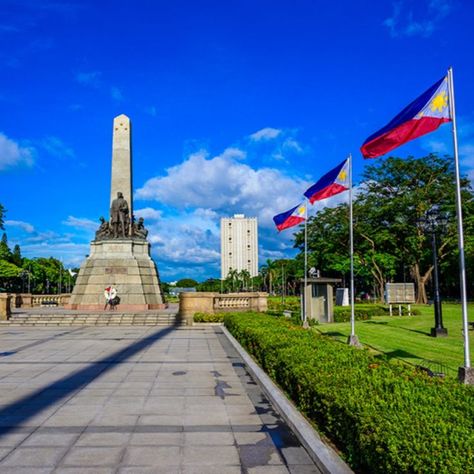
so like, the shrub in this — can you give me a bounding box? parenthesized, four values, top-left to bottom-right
(224, 312, 474, 473)
(193, 312, 225, 323)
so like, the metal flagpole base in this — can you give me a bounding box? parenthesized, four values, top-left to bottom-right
(302, 320, 310, 329)
(430, 327, 448, 337)
(347, 335, 362, 347)
(458, 367, 474, 385)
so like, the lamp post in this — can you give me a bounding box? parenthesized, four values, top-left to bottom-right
(419, 205, 448, 337)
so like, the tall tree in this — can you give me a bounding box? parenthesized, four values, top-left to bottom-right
(359, 154, 471, 303)
(12, 244, 22, 267)
(0, 233, 11, 261)
(295, 155, 473, 303)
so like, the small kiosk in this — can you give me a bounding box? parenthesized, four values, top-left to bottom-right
(300, 277, 341, 323)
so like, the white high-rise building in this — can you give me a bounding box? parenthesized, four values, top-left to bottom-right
(221, 214, 258, 279)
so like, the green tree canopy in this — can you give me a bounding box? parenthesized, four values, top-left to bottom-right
(294, 154, 474, 302)
(175, 278, 198, 288)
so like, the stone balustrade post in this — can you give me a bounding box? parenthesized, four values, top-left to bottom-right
(0, 294, 11, 320)
(179, 292, 216, 326)
(249, 292, 268, 312)
(20, 293, 33, 308)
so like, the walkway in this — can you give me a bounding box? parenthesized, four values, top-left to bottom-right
(0, 325, 321, 473)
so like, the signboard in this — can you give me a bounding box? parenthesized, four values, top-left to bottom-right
(385, 283, 415, 304)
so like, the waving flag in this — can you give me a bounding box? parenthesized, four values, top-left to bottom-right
(361, 75, 451, 159)
(273, 203, 306, 231)
(304, 158, 349, 204)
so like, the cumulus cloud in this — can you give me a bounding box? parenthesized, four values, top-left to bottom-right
(19, 241, 89, 267)
(134, 207, 162, 221)
(249, 127, 282, 141)
(135, 150, 308, 229)
(63, 216, 97, 232)
(423, 139, 449, 155)
(146, 209, 221, 267)
(0, 132, 35, 170)
(41, 136, 74, 159)
(75, 71, 101, 87)
(4, 220, 35, 233)
(384, 0, 452, 38)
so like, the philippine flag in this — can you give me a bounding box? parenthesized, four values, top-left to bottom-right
(361, 75, 451, 159)
(273, 203, 306, 232)
(303, 159, 349, 204)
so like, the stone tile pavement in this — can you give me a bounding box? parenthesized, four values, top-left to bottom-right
(0, 325, 322, 473)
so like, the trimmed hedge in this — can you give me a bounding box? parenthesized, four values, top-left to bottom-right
(224, 312, 474, 473)
(333, 305, 380, 322)
(193, 312, 225, 323)
(267, 296, 301, 313)
(270, 299, 420, 323)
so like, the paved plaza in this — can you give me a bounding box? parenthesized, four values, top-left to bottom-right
(0, 325, 321, 473)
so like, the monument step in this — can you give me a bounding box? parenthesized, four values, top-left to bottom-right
(3, 312, 185, 327)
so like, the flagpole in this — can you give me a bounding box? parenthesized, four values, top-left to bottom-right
(347, 154, 359, 346)
(448, 67, 472, 380)
(303, 199, 309, 328)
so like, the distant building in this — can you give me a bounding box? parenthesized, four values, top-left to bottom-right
(169, 287, 197, 296)
(221, 214, 258, 279)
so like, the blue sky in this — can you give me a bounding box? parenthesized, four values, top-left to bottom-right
(1, 0, 473, 282)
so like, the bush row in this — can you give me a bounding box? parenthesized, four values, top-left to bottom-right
(193, 312, 225, 323)
(333, 304, 422, 322)
(224, 312, 474, 473)
(267, 296, 301, 313)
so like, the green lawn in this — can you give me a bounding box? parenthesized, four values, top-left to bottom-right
(316, 303, 474, 377)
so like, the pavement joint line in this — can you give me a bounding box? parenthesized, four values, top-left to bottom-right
(221, 325, 353, 474)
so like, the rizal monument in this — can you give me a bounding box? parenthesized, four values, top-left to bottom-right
(68, 114, 165, 310)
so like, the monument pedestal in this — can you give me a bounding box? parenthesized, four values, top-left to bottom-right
(67, 239, 165, 310)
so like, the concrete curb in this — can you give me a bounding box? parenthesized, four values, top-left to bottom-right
(222, 326, 353, 474)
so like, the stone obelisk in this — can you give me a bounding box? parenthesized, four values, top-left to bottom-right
(68, 115, 165, 311)
(110, 115, 133, 218)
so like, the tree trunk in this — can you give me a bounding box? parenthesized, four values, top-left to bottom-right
(411, 263, 433, 304)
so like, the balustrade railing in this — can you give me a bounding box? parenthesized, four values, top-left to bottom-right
(214, 296, 251, 309)
(10, 294, 71, 308)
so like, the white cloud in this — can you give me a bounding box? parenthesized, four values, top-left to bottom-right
(422, 138, 449, 155)
(454, 118, 474, 183)
(0, 132, 34, 170)
(282, 138, 303, 153)
(19, 241, 90, 267)
(383, 0, 452, 38)
(220, 147, 246, 161)
(135, 149, 308, 229)
(75, 71, 101, 87)
(41, 136, 74, 159)
(4, 219, 35, 233)
(134, 207, 162, 221)
(460, 144, 474, 182)
(147, 211, 221, 267)
(63, 216, 97, 232)
(110, 86, 123, 101)
(249, 127, 282, 141)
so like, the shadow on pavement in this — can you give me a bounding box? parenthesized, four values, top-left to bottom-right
(0, 324, 179, 436)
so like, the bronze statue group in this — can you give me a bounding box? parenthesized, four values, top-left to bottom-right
(95, 191, 148, 241)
